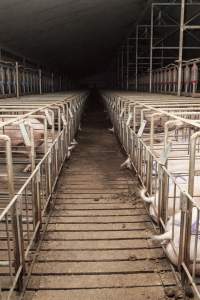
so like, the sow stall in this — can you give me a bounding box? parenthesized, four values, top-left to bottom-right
(0, 92, 87, 300)
(103, 91, 200, 299)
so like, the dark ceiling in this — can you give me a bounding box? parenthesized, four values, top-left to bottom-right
(0, 0, 150, 78)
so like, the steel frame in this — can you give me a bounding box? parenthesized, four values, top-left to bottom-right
(0, 92, 88, 299)
(103, 91, 200, 298)
(113, 1, 200, 96)
(0, 57, 72, 99)
(149, 1, 200, 95)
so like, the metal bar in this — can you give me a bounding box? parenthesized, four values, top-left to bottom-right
(126, 38, 129, 90)
(121, 47, 124, 89)
(177, 0, 185, 96)
(149, 4, 154, 93)
(184, 25, 200, 30)
(153, 46, 200, 49)
(51, 72, 54, 93)
(15, 62, 20, 98)
(151, 2, 200, 6)
(135, 25, 139, 91)
(39, 69, 42, 94)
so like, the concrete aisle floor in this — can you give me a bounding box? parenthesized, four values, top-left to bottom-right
(24, 92, 176, 300)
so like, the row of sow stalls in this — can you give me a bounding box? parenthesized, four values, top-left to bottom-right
(138, 59, 200, 96)
(0, 60, 70, 98)
(0, 92, 88, 299)
(102, 91, 200, 299)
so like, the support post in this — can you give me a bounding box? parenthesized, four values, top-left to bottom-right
(59, 75, 62, 91)
(117, 54, 120, 88)
(121, 47, 124, 89)
(177, 0, 185, 96)
(39, 69, 42, 94)
(126, 38, 129, 90)
(135, 25, 139, 91)
(149, 4, 154, 93)
(15, 61, 20, 98)
(51, 72, 54, 93)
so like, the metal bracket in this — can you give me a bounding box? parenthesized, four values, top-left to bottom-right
(137, 120, 147, 138)
(45, 109, 52, 126)
(61, 114, 67, 126)
(159, 142, 172, 165)
(19, 122, 31, 147)
(69, 108, 73, 118)
(126, 113, 133, 126)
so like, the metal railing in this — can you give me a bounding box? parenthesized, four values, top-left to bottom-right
(137, 58, 200, 96)
(103, 91, 200, 299)
(0, 60, 70, 98)
(0, 92, 87, 299)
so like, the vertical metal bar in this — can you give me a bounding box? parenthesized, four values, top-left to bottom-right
(30, 72, 33, 93)
(117, 53, 120, 88)
(39, 69, 42, 94)
(0, 66, 5, 95)
(161, 41, 164, 68)
(6, 67, 11, 95)
(177, 0, 185, 96)
(51, 72, 54, 93)
(15, 62, 20, 98)
(126, 38, 129, 90)
(59, 75, 62, 91)
(116, 57, 118, 88)
(149, 4, 154, 93)
(136, 25, 139, 91)
(161, 169, 168, 225)
(121, 47, 124, 89)
(188, 132, 199, 197)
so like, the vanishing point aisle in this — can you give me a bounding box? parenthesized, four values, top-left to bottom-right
(24, 93, 177, 300)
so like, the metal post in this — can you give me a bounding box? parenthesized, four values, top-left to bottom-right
(136, 25, 139, 91)
(59, 75, 62, 91)
(117, 54, 120, 88)
(0, 65, 5, 95)
(126, 38, 129, 90)
(149, 4, 154, 93)
(115, 58, 117, 88)
(177, 0, 186, 96)
(39, 69, 42, 94)
(51, 72, 54, 93)
(15, 61, 20, 98)
(121, 47, 124, 89)
(161, 41, 164, 68)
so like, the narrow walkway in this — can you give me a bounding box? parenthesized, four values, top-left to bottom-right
(24, 92, 176, 300)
